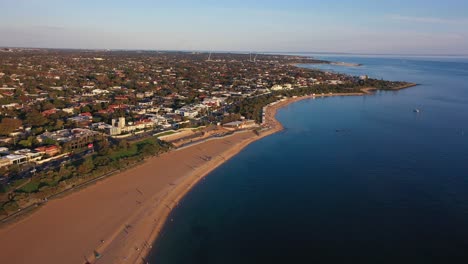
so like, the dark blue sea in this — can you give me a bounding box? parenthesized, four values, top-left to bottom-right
(148, 55, 468, 263)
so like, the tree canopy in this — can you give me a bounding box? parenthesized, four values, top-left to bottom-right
(0, 118, 22, 136)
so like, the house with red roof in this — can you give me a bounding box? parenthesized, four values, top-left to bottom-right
(35, 145, 61, 157)
(41, 109, 57, 117)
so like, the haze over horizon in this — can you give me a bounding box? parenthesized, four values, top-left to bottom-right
(1, 0, 468, 55)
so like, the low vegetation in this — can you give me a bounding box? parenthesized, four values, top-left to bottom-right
(0, 137, 171, 217)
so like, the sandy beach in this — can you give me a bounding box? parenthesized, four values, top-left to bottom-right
(0, 92, 369, 264)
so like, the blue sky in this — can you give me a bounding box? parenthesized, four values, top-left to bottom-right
(1, 0, 468, 54)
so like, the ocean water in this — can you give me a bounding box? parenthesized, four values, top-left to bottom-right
(148, 56, 468, 263)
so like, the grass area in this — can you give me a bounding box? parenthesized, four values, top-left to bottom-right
(18, 179, 40, 193)
(15, 176, 66, 194)
(41, 176, 61, 188)
(109, 145, 139, 160)
(9, 178, 28, 189)
(109, 138, 160, 160)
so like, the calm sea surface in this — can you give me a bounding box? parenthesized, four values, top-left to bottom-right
(148, 55, 468, 263)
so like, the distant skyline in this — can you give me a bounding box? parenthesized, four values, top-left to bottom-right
(1, 0, 468, 55)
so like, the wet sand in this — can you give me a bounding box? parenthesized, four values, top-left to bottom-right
(0, 92, 367, 264)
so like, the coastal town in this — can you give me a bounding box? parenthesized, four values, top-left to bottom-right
(0, 48, 412, 218)
(1, 1, 464, 264)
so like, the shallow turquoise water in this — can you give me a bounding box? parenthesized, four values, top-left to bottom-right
(148, 55, 468, 263)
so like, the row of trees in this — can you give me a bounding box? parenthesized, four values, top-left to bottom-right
(0, 136, 172, 217)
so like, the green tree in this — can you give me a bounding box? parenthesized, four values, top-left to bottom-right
(118, 139, 129, 150)
(140, 142, 157, 156)
(52, 99, 66, 109)
(81, 105, 91, 113)
(58, 166, 72, 179)
(0, 118, 22, 136)
(94, 156, 110, 166)
(54, 119, 65, 130)
(41, 102, 55, 111)
(42, 138, 57, 146)
(96, 140, 110, 155)
(18, 138, 33, 148)
(25, 111, 48, 127)
(91, 104, 102, 112)
(77, 157, 94, 174)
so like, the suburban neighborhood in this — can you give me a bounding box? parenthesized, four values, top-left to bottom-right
(0, 49, 408, 216)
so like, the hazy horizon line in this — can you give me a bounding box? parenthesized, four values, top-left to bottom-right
(2, 45, 468, 58)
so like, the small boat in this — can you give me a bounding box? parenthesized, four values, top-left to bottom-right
(413, 109, 420, 113)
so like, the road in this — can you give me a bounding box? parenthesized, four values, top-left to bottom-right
(3, 149, 94, 186)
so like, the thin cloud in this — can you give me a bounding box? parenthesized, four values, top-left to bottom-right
(388, 14, 468, 25)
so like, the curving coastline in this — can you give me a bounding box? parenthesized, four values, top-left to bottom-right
(0, 90, 402, 264)
(135, 85, 417, 264)
(133, 92, 369, 263)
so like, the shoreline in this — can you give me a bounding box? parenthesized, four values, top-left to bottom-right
(290, 61, 361, 68)
(133, 92, 369, 263)
(132, 84, 419, 263)
(392, 82, 418, 90)
(330, 61, 362, 67)
(0, 130, 265, 264)
(0, 88, 415, 264)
